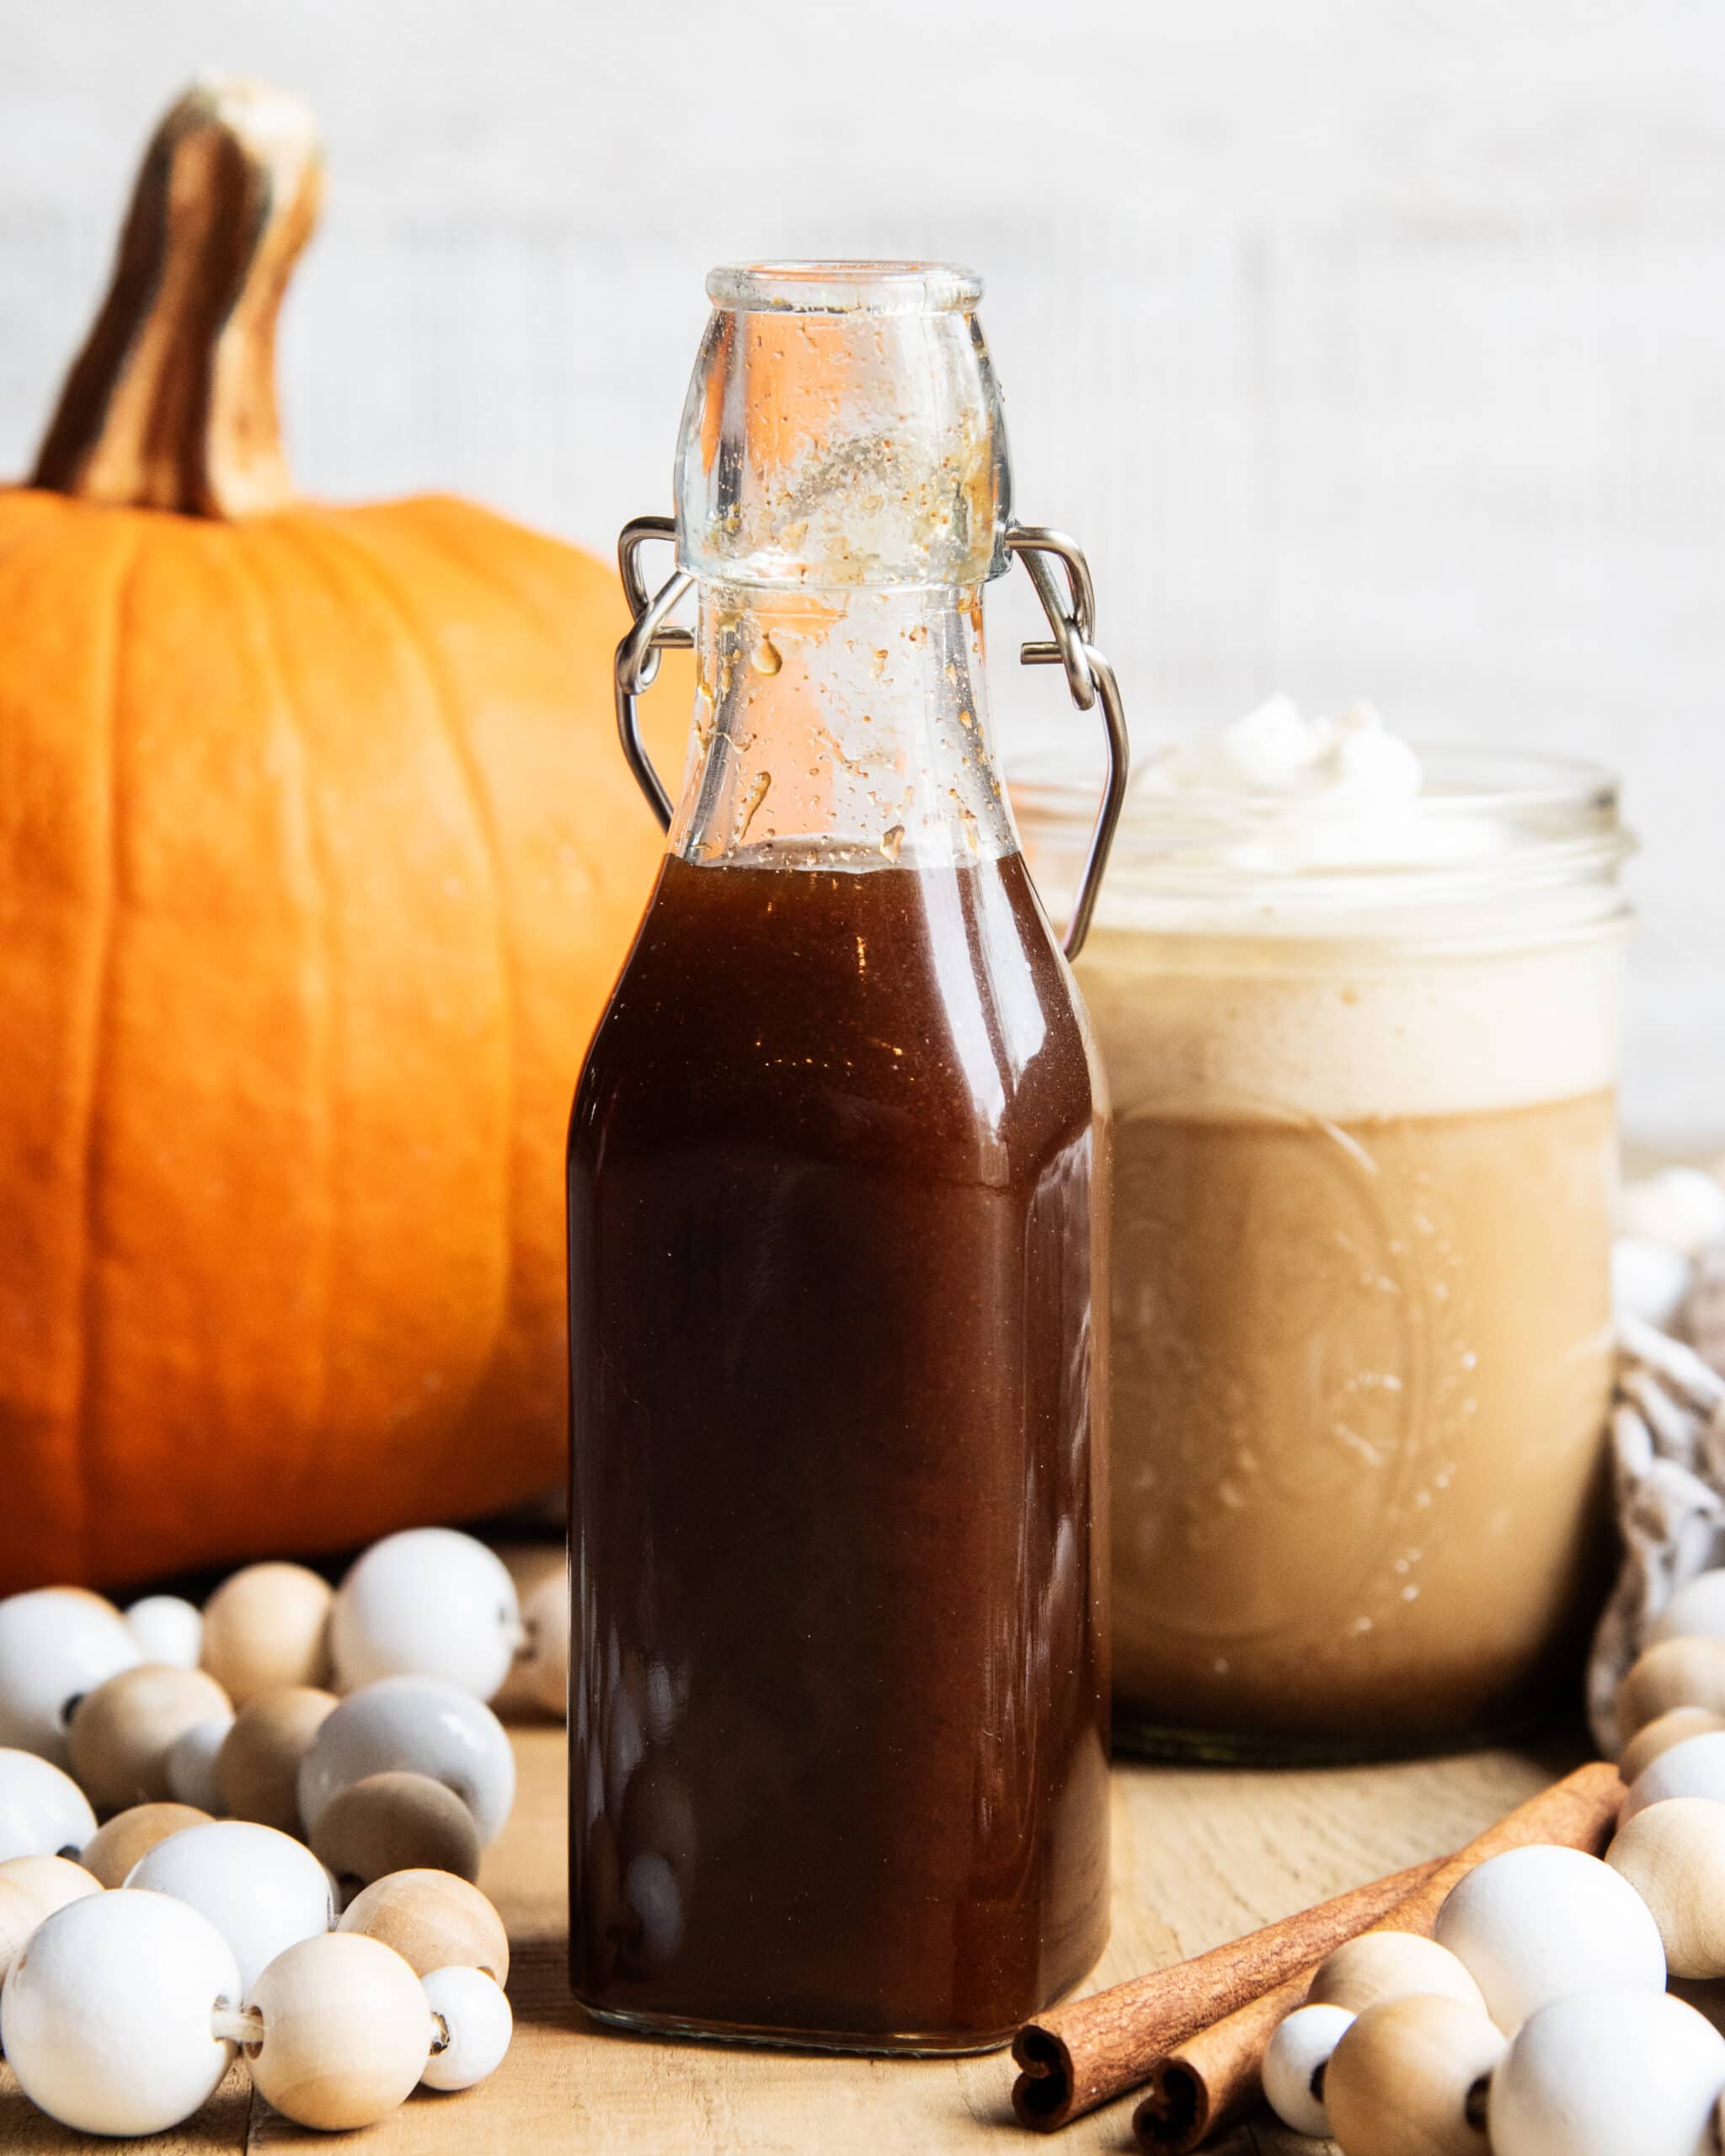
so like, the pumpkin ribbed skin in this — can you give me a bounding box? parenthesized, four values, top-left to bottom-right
(0, 487, 671, 1588)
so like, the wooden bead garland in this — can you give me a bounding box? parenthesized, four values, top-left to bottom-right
(165, 1712, 234, 1812)
(419, 1965, 514, 2091)
(1432, 1844, 1666, 2034)
(0, 1592, 141, 1768)
(0, 1888, 243, 2136)
(0, 1854, 103, 1983)
(124, 1594, 204, 1670)
(1605, 1796, 1725, 1978)
(80, 1801, 211, 1887)
(216, 1684, 338, 1832)
(1261, 2002, 1354, 2137)
(1324, 1994, 1503, 2156)
(1616, 1635, 1725, 1743)
(245, 1931, 435, 2131)
(312, 1769, 483, 1892)
(0, 1530, 535, 2139)
(1490, 1987, 1725, 2156)
(298, 1676, 515, 1844)
(1616, 1703, 1725, 1785)
(0, 1854, 101, 1927)
(1306, 1930, 1488, 2019)
(67, 1663, 232, 1812)
(127, 1818, 336, 1992)
(340, 1865, 511, 1983)
(517, 1569, 571, 1716)
(200, 1562, 334, 1706)
(331, 1529, 522, 1702)
(0, 1747, 97, 1860)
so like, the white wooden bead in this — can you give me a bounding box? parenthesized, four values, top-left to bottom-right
(0, 1747, 97, 1860)
(247, 1929, 434, 2130)
(200, 1563, 334, 1706)
(1624, 1729, 1725, 1819)
(1433, 1844, 1666, 2033)
(1606, 1797, 1725, 1977)
(1620, 1168, 1725, 1258)
(298, 1677, 515, 1844)
(1491, 1987, 1725, 2156)
(1651, 1571, 1725, 1646)
(125, 1595, 204, 1670)
(519, 1571, 570, 1717)
(331, 1529, 522, 1701)
(127, 1818, 334, 1993)
(1613, 1235, 1695, 1328)
(1263, 2002, 1355, 2137)
(0, 1887, 241, 2135)
(419, 1965, 513, 2090)
(0, 1589, 141, 1766)
(166, 1712, 234, 1812)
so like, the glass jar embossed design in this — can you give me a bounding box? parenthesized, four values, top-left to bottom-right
(1018, 749, 1632, 1759)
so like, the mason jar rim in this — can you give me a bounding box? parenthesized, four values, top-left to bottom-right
(1011, 744, 1635, 924)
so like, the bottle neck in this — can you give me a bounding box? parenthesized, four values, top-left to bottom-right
(669, 584, 1017, 872)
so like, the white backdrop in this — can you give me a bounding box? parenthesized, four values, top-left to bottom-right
(3, 0, 1722, 1145)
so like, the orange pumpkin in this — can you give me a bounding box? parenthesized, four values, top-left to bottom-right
(0, 77, 677, 1592)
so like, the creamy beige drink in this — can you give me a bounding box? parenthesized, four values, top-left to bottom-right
(1017, 702, 1632, 1756)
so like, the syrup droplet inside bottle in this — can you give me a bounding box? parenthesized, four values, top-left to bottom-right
(740, 771, 772, 839)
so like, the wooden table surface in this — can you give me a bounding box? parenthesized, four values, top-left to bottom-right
(0, 1718, 1580, 2155)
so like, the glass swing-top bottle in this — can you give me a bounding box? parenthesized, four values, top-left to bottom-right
(568, 261, 1127, 2052)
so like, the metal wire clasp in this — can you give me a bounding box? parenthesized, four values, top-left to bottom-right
(614, 515, 692, 829)
(1001, 527, 1129, 958)
(612, 518, 1129, 959)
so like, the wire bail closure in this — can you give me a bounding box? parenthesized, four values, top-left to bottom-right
(612, 516, 1128, 959)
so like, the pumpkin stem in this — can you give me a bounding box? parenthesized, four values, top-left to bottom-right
(30, 73, 322, 519)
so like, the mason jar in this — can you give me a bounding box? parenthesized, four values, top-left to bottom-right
(1017, 744, 1632, 1760)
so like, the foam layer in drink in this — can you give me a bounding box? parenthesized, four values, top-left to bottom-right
(1076, 927, 1625, 1125)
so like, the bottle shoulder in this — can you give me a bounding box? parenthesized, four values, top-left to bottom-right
(570, 855, 1099, 1182)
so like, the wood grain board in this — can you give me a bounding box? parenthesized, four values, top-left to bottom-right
(0, 1721, 1578, 2153)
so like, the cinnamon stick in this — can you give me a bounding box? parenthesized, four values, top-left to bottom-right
(1010, 1856, 1442, 2129)
(1131, 1760, 1626, 2154)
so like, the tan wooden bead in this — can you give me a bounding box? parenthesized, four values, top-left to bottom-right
(79, 1802, 210, 1888)
(200, 1564, 333, 1707)
(1606, 1796, 1725, 1978)
(1325, 1994, 1505, 2156)
(311, 1770, 482, 1894)
(0, 1854, 101, 1983)
(216, 1687, 337, 1833)
(0, 1876, 39, 1986)
(1616, 1636, 1725, 1742)
(1309, 1931, 1489, 2019)
(246, 1929, 433, 2131)
(1620, 1705, 1725, 1785)
(0, 1852, 103, 1919)
(0, 1853, 102, 1983)
(67, 1667, 232, 1814)
(339, 1865, 510, 1984)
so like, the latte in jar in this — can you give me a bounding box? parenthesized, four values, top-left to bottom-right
(1017, 702, 1632, 1758)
